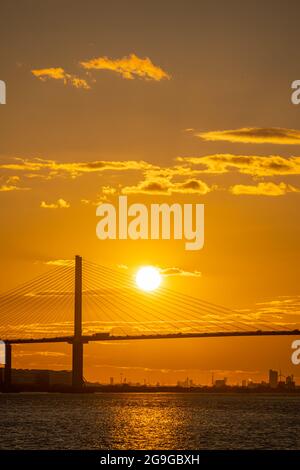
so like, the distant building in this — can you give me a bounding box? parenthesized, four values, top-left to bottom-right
(0, 369, 72, 386)
(242, 380, 247, 387)
(269, 369, 278, 389)
(247, 381, 261, 389)
(110, 377, 114, 385)
(215, 378, 227, 388)
(177, 377, 195, 388)
(285, 375, 295, 389)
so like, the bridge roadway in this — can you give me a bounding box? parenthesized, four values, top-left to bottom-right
(3, 329, 300, 344)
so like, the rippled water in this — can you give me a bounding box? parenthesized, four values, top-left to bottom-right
(0, 393, 300, 449)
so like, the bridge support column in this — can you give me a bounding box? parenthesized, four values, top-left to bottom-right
(72, 255, 84, 389)
(72, 341, 83, 388)
(4, 342, 12, 389)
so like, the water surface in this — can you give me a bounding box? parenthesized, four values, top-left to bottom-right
(0, 393, 300, 449)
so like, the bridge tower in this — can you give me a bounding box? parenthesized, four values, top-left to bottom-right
(72, 255, 84, 389)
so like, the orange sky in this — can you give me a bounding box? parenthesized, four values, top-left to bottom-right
(1, 0, 300, 384)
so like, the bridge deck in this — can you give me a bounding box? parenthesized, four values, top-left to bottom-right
(2, 329, 300, 344)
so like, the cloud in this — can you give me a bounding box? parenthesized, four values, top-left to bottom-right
(250, 296, 300, 329)
(172, 179, 213, 194)
(116, 263, 200, 277)
(14, 351, 66, 358)
(31, 67, 90, 89)
(230, 182, 300, 196)
(0, 175, 30, 192)
(177, 154, 300, 176)
(81, 192, 111, 205)
(0, 157, 157, 179)
(4, 155, 300, 199)
(159, 267, 201, 277)
(44, 259, 74, 266)
(108, 263, 201, 278)
(80, 53, 170, 81)
(196, 127, 300, 145)
(102, 186, 117, 195)
(9, 154, 300, 183)
(116, 264, 129, 270)
(122, 179, 170, 195)
(0, 184, 30, 192)
(122, 178, 213, 195)
(6, 175, 20, 184)
(40, 198, 70, 209)
(32, 67, 66, 80)
(31, 53, 170, 90)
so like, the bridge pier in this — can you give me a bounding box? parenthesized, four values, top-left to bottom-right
(72, 341, 83, 389)
(4, 342, 12, 389)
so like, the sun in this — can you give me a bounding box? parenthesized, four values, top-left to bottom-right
(135, 266, 162, 292)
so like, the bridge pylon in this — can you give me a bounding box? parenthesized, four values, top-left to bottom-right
(72, 255, 84, 389)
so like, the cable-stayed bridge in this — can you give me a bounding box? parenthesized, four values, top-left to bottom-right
(0, 256, 299, 390)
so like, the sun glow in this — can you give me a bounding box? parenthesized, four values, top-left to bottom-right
(135, 266, 162, 292)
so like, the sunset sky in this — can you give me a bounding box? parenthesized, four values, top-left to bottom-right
(1, 0, 300, 385)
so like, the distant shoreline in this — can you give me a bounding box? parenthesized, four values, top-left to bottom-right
(1, 384, 300, 394)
